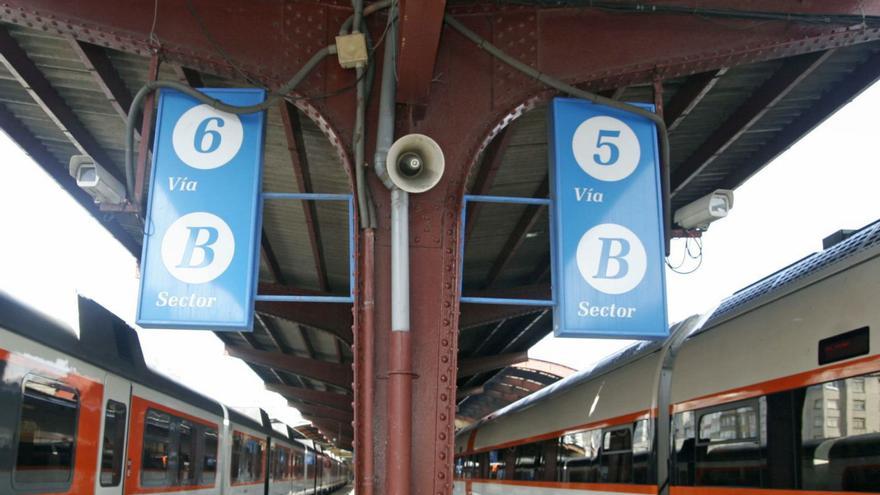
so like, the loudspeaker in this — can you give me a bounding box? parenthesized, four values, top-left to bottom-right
(386, 134, 445, 193)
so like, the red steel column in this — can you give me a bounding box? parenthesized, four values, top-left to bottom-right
(386, 330, 413, 495)
(386, 187, 413, 495)
(360, 229, 376, 495)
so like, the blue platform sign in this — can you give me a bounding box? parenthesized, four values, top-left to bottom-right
(549, 98, 668, 339)
(137, 88, 266, 331)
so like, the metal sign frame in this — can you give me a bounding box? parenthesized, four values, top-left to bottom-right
(255, 192, 355, 304)
(458, 194, 555, 307)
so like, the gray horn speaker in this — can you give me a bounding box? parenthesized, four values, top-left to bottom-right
(385, 134, 445, 193)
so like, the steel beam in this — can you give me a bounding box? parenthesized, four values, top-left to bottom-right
(455, 385, 485, 401)
(0, 26, 120, 182)
(497, 311, 550, 354)
(672, 50, 834, 196)
(280, 101, 329, 291)
(459, 284, 550, 329)
(465, 126, 512, 240)
(256, 283, 353, 344)
(396, 0, 448, 103)
(459, 304, 542, 331)
(484, 177, 549, 288)
(723, 49, 880, 190)
(68, 40, 134, 126)
(133, 54, 159, 209)
(266, 383, 352, 411)
(237, 330, 291, 388)
(288, 400, 352, 423)
(0, 104, 139, 255)
(260, 230, 287, 285)
(457, 352, 528, 378)
(664, 69, 727, 132)
(496, 376, 544, 394)
(297, 324, 317, 360)
(254, 313, 310, 389)
(226, 345, 353, 390)
(173, 65, 204, 88)
(302, 413, 354, 436)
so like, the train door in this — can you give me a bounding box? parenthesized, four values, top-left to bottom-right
(95, 374, 132, 495)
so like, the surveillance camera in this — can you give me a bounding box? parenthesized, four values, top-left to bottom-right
(674, 189, 734, 230)
(68, 155, 126, 205)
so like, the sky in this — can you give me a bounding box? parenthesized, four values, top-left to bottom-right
(1, 80, 879, 430)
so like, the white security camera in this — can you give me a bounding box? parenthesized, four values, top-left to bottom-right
(68, 155, 126, 205)
(674, 189, 734, 230)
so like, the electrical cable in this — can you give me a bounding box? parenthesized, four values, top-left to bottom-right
(666, 236, 703, 274)
(443, 13, 673, 252)
(185, 0, 264, 87)
(124, 44, 336, 199)
(352, 0, 374, 229)
(490, 1, 880, 27)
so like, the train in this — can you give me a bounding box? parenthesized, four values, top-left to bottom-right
(0, 292, 350, 495)
(454, 220, 880, 495)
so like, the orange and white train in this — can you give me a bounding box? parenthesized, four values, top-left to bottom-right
(0, 293, 349, 495)
(455, 221, 880, 495)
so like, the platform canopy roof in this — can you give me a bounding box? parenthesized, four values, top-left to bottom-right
(2, 0, 880, 448)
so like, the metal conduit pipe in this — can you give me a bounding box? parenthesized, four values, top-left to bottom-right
(373, 3, 397, 188)
(123, 44, 337, 202)
(352, 0, 375, 229)
(443, 14, 673, 252)
(651, 306, 718, 495)
(368, 3, 413, 494)
(338, 0, 394, 35)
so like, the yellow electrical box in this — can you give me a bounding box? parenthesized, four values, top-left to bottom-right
(335, 33, 368, 69)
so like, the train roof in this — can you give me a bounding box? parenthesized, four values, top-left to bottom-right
(0, 292, 224, 417)
(702, 217, 880, 330)
(226, 406, 271, 435)
(456, 337, 668, 437)
(458, 217, 880, 436)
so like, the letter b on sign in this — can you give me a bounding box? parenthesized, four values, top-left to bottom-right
(161, 212, 235, 284)
(576, 223, 647, 295)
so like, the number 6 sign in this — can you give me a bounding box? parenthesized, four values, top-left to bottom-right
(138, 88, 266, 332)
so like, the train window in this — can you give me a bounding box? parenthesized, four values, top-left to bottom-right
(201, 427, 218, 485)
(800, 372, 880, 492)
(248, 438, 264, 480)
(632, 420, 651, 484)
(100, 400, 127, 486)
(142, 408, 172, 486)
(513, 442, 544, 480)
(177, 419, 196, 485)
(699, 404, 759, 443)
(231, 432, 265, 483)
(557, 429, 600, 482)
(695, 398, 766, 487)
(487, 449, 506, 479)
(231, 432, 243, 482)
(600, 427, 632, 483)
(673, 411, 696, 486)
(14, 377, 79, 488)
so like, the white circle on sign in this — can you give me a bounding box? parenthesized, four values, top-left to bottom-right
(576, 223, 647, 295)
(161, 212, 235, 284)
(572, 115, 640, 182)
(172, 104, 243, 170)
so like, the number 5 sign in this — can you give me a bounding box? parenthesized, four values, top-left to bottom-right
(137, 88, 266, 331)
(549, 98, 668, 339)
